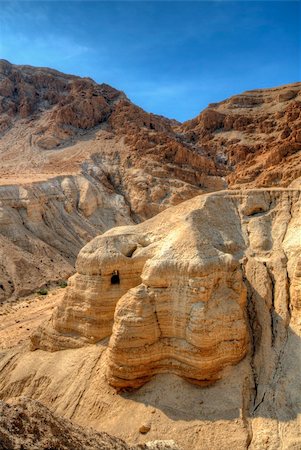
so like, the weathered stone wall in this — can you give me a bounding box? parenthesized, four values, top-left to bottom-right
(31, 189, 300, 389)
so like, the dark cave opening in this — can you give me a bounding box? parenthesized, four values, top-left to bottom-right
(111, 271, 120, 285)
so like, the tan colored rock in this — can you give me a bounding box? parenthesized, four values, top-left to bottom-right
(139, 422, 151, 434)
(32, 190, 250, 389)
(0, 60, 227, 301)
(144, 442, 181, 450)
(0, 175, 133, 303)
(0, 188, 300, 450)
(30, 188, 300, 395)
(1, 60, 301, 450)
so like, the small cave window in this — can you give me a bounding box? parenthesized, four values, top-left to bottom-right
(111, 270, 120, 285)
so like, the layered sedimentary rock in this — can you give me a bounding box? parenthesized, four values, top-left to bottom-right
(0, 60, 223, 301)
(1, 60, 300, 302)
(31, 188, 301, 392)
(0, 58, 225, 204)
(0, 173, 132, 302)
(0, 188, 300, 449)
(181, 84, 301, 188)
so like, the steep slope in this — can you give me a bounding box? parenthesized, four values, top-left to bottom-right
(181, 83, 301, 187)
(0, 188, 300, 450)
(0, 175, 134, 302)
(0, 59, 223, 197)
(0, 60, 224, 302)
(0, 397, 180, 450)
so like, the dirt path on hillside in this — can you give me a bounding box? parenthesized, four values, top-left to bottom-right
(0, 289, 64, 349)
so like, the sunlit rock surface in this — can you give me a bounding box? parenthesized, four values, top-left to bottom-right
(31, 188, 300, 392)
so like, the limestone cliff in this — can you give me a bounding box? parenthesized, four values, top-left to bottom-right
(0, 173, 132, 302)
(31, 187, 300, 393)
(0, 60, 225, 301)
(181, 84, 301, 188)
(0, 188, 300, 449)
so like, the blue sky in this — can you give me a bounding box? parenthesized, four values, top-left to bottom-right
(0, 1, 300, 121)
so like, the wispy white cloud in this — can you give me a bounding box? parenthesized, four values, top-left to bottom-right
(0, 32, 92, 66)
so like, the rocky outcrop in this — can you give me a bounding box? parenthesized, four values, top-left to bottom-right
(181, 83, 301, 188)
(0, 188, 300, 449)
(30, 189, 300, 394)
(0, 397, 131, 450)
(0, 397, 180, 450)
(0, 59, 124, 139)
(0, 61, 300, 302)
(0, 173, 132, 302)
(0, 59, 224, 199)
(0, 60, 227, 302)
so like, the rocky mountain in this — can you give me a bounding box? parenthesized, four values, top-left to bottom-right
(0, 60, 223, 302)
(182, 83, 301, 188)
(0, 59, 300, 304)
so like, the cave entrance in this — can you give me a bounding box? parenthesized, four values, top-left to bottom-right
(111, 270, 120, 285)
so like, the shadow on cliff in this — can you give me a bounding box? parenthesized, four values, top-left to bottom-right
(120, 309, 301, 423)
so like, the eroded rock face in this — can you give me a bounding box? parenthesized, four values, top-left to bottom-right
(0, 174, 132, 302)
(0, 61, 300, 302)
(0, 188, 300, 449)
(31, 189, 301, 390)
(0, 60, 225, 301)
(181, 84, 301, 188)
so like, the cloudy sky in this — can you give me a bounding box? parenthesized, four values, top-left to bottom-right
(0, 1, 300, 121)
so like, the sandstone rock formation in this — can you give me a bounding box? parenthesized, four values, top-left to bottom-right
(0, 188, 300, 449)
(0, 58, 224, 202)
(0, 174, 132, 302)
(0, 60, 300, 450)
(30, 188, 300, 393)
(0, 59, 223, 302)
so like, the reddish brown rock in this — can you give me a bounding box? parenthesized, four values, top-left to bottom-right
(181, 83, 301, 188)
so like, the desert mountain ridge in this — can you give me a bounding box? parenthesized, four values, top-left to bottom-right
(0, 60, 300, 302)
(1, 59, 300, 189)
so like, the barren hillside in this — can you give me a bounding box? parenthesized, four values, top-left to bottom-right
(181, 83, 301, 187)
(0, 61, 300, 450)
(0, 60, 224, 302)
(0, 60, 300, 304)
